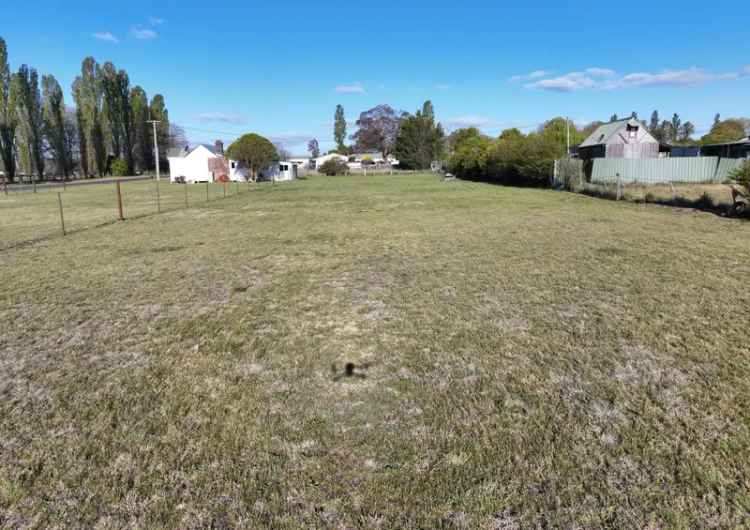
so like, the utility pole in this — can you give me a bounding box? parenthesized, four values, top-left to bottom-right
(147, 119, 161, 181)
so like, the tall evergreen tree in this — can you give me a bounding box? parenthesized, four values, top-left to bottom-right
(609, 114, 618, 122)
(334, 104, 346, 151)
(671, 114, 681, 142)
(0, 36, 16, 182)
(72, 79, 89, 176)
(73, 57, 106, 176)
(41, 74, 71, 177)
(130, 86, 151, 172)
(678, 122, 695, 143)
(100, 62, 122, 159)
(117, 69, 134, 173)
(660, 120, 674, 143)
(649, 111, 659, 132)
(421, 100, 435, 121)
(148, 94, 169, 170)
(394, 101, 444, 169)
(11, 65, 45, 179)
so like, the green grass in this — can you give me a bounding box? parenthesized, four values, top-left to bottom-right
(0, 179, 250, 250)
(2, 174, 750, 528)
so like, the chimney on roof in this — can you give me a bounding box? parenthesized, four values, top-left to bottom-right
(214, 139, 224, 156)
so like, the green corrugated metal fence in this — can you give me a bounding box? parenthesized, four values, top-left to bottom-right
(591, 157, 745, 184)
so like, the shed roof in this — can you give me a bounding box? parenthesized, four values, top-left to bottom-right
(701, 136, 750, 148)
(579, 118, 642, 148)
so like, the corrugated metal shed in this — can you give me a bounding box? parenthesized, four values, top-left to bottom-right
(579, 118, 643, 147)
(591, 157, 744, 184)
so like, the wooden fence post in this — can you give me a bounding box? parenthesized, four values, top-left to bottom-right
(116, 180, 125, 220)
(57, 192, 66, 236)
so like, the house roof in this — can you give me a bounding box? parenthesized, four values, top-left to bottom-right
(579, 118, 643, 148)
(701, 136, 750, 148)
(167, 146, 189, 158)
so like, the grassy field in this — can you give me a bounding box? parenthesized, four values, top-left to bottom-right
(0, 179, 250, 251)
(2, 173, 750, 528)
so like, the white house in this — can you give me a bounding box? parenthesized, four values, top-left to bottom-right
(168, 141, 248, 183)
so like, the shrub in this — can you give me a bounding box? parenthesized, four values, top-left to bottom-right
(729, 160, 750, 192)
(111, 158, 128, 177)
(448, 121, 569, 186)
(319, 159, 349, 176)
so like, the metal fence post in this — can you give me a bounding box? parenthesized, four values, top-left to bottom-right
(33, 176, 37, 194)
(57, 192, 66, 236)
(156, 179, 161, 213)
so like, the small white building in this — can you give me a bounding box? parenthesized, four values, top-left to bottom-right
(167, 141, 248, 183)
(312, 153, 348, 170)
(257, 161, 297, 182)
(288, 157, 311, 168)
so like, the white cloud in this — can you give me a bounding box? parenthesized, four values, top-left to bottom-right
(445, 115, 492, 128)
(194, 112, 247, 125)
(585, 67, 616, 77)
(92, 32, 119, 43)
(335, 82, 365, 94)
(615, 67, 714, 88)
(131, 27, 157, 40)
(527, 71, 597, 92)
(509, 70, 552, 83)
(521, 66, 748, 92)
(268, 134, 314, 145)
(149, 17, 164, 25)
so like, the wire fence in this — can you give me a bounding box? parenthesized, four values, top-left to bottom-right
(552, 157, 744, 213)
(0, 178, 254, 251)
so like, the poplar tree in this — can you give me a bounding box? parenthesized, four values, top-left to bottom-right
(130, 86, 152, 171)
(117, 69, 134, 173)
(73, 57, 106, 176)
(148, 94, 169, 169)
(334, 104, 346, 151)
(0, 37, 17, 182)
(11, 65, 45, 179)
(41, 74, 71, 177)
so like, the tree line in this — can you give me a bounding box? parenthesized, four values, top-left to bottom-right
(0, 36, 177, 183)
(447, 113, 750, 185)
(308, 101, 445, 170)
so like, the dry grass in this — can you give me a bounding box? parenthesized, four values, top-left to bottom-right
(1, 174, 750, 528)
(581, 182, 736, 213)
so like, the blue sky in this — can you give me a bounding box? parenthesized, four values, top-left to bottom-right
(3, 0, 749, 153)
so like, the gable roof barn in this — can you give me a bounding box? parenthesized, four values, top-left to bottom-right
(578, 118, 659, 159)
